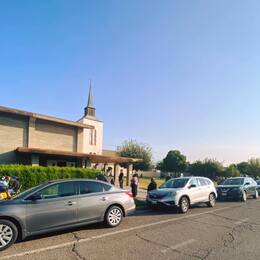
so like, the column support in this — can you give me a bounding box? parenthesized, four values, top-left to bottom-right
(126, 164, 133, 187)
(114, 164, 120, 185)
(31, 154, 39, 166)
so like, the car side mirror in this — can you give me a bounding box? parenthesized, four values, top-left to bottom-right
(189, 184, 196, 189)
(245, 182, 250, 186)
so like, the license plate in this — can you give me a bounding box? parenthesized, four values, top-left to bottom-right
(222, 192, 227, 196)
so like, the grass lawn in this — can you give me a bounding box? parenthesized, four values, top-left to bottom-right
(119, 177, 165, 190)
(138, 178, 165, 190)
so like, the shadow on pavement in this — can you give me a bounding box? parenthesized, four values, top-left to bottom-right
(18, 201, 243, 244)
(131, 200, 244, 217)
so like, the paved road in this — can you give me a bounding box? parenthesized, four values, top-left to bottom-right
(1, 199, 260, 260)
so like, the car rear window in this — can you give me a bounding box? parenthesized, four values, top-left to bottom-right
(198, 178, 211, 186)
(103, 183, 112, 191)
(79, 181, 104, 194)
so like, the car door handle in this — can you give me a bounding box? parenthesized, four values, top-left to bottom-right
(66, 201, 77, 206)
(101, 197, 108, 201)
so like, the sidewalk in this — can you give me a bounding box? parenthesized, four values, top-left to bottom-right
(123, 186, 147, 200)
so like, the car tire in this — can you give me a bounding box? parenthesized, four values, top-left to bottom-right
(0, 219, 18, 251)
(179, 197, 189, 214)
(254, 190, 259, 199)
(104, 205, 123, 228)
(241, 190, 247, 202)
(207, 193, 216, 207)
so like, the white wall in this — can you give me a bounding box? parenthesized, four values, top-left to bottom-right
(79, 117, 103, 155)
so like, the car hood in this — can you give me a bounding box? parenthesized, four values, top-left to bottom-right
(217, 185, 242, 189)
(149, 188, 183, 195)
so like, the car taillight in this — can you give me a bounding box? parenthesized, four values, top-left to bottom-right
(125, 191, 133, 198)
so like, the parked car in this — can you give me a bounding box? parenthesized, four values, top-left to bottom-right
(217, 177, 258, 201)
(146, 177, 217, 214)
(256, 180, 260, 195)
(0, 179, 135, 251)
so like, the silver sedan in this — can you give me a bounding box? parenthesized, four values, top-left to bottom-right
(0, 179, 135, 251)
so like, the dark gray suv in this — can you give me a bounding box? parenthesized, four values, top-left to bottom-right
(0, 179, 135, 251)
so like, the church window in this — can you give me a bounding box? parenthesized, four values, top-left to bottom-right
(89, 129, 97, 145)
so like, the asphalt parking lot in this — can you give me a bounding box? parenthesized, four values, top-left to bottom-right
(1, 199, 260, 260)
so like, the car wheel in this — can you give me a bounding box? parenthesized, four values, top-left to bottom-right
(179, 197, 189, 214)
(0, 220, 18, 251)
(241, 190, 247, 202)
(254, 190, 259, 199)
(207, 193, 216, 207)
(105, 205, 123, 227)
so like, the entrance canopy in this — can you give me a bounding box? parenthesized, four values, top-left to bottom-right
(16, 147, 142, 164)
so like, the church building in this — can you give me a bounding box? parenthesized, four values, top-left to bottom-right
(0, 85, 140, 184)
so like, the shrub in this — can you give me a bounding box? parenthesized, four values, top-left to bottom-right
(0, 165, 102, 191)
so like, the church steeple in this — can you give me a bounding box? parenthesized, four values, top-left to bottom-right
(84, 81, 96, 117)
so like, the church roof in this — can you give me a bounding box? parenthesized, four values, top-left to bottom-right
(0, 105, 94, 129)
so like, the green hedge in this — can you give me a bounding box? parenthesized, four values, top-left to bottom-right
(0, 165, 103, 191)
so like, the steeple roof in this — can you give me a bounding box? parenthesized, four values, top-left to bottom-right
(87, 81, 94, 108)
(84, 81, 96, 118)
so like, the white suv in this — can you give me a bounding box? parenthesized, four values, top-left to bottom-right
(147, 177, 217, 213)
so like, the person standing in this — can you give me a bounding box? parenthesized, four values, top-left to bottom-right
(9, 176, 20, 195)
(110, 177, 115, 185)
(131, 173, 139, 198)
(147, 178, 157, 192)
(2, 176, 11, 189)
(119, 170, 124, 189)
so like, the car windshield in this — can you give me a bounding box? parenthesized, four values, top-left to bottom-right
(160, 178, 189, 189)
(12, 183, 47, 200)
(221, 178, 244, 186)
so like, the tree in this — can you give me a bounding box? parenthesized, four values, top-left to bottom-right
(117, 140, 152, 171)
(162, 150, 187, 173)
(223, 164, 240, 178)
(155, 161, 165, 171)
(188, 159, 224, 179)
(237, 162, 250, 176)
(247, 158, 260, 177)
(237, 159, 260, 177)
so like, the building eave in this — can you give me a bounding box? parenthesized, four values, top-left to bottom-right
(0, 106, 94, 129)
(16, 147, 143, 164)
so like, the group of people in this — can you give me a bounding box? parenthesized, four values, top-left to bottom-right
(107, 169, 127, 189)
(105, 168, 159, 199)
(0, 176, 20, 198)
(131, 176, 158, 197)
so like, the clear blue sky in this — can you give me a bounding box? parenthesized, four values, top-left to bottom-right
(1, 0, 260, 164)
